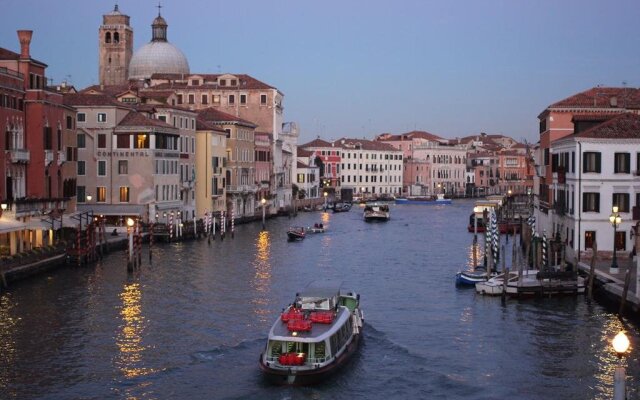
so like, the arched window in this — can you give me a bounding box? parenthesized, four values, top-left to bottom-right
(114, 32, 119, 43)
(105, 32, 111, 43)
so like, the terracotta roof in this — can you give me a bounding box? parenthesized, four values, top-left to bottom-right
(80, 83, 140, 97)
(571, 112, 640, 139)
(150, 73, 275, 90)
(376, 130, 443, 142)
(197, 107, 257, 127)
(297, 148, 313, 157)
(195, 117, 226, 133)
(299, 138, 333, 148)
(62, 93, 129, 108)
(547, 87, 640, 110)
(337, 137, 399, 152)
(117, 111, 176, 129)
(571, 113, 617, 122)
(0, 47, 47, 66)
(297, 161, 310, 168)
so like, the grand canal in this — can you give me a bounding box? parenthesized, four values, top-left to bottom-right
(0, 199, 638, 399)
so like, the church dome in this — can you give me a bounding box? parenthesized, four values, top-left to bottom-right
(128, 11, 189, 80)
(129, 42, 189, 80)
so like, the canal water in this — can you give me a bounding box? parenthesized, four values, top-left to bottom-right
(0, 199, 638, 399)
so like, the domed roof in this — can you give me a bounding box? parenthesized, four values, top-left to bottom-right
(127, 11, 190, 81)
(129, 41, 189, 80)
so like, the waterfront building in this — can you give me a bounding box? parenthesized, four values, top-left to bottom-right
(296, 148, 320, 200)
(194, 119, 227, 218)
(336, 137, 403, 197)
(254, 131, 273, 207)
(298, 138, 341, 197)
(98, 5, 133, 86)
(548, 112, 640, 262)
(66, 93, 183, 225)
(198, 107, 258, 219)
(0, 31, 77, 255)
(535, 86, 640, 239)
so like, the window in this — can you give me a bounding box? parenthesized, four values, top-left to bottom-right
(230, 79, 237, 86)
(583, 151, 601, 173)
(188, 94, 195, 104)
(77, 133, 86, 148)
(97, 113, 107, 123)
(119, 187, 129, 203)
(98, 160, 106, 176)
(612, 193, 630, 212)
(260, 94, 267, 105)
(96, 187, 106, 202)
(158, 115, 167, 122)
(582, 192, 600, 212)
(228, 95, 235, 105)
(614, 152, 630, 173)
(118, 160, 128, 175)
(77, 161, 86, 175)
(615, 231, 626, 251)
(585, 231, 595, 249)
(219, 79, 226, 86)
(134, 134, 149, 149)
(117, 134, 129, 148)
(240, 94, 247, 104)
(191, 79, 199, 86)
(213, 95, 220, 104)
(77, 186, 86, 203)
(177, 94, 183, 104)
(66, 116, 73, 129)
(201, 94, 208, 104)
(98, 134, 106, 149)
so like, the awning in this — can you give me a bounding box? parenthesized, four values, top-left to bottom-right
(0, 217, 27, 234)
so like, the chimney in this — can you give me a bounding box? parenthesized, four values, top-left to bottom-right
(17, 30, 33, 59)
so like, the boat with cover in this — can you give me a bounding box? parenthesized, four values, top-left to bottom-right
(259, 282, 364, 385)
(287, 227, 306, 241)
(395, 193, 452, 205)
(363, 203, 390, 222)
(455, 266, 492, 286)
(332, 202, 352, 213)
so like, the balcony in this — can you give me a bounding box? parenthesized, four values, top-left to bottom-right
(13, 197, 68, 217)
(181, 180, 193, 190)
(57, 150, 66, 166)
(8, 149, 30, 163)
(535, 165, 546, 177)
(45, 150, 54, 166)
(226, 185, 257, 193)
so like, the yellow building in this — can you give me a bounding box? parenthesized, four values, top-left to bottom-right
(195, 119, 227, 218)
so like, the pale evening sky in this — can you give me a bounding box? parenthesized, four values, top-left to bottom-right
(1, 0, 639, 145)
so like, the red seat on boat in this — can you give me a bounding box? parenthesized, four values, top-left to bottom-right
(280, 308, 304, 322)
(310, 311, 334, 324)
(278, 352, 306, 366)
(287, 319, 312, 332)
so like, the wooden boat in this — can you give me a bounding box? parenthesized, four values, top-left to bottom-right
(308, 223, 325, 233)
(363, 203, 390, 222)
(395, 193, 452, 205)
(475, 270, 538, 295)
(259, 282, 364, 385)
(286, 227, 306, 241)
(455, 266, 492, 286)
(505, 269, 585, 297)
(332, 202, 352, 213)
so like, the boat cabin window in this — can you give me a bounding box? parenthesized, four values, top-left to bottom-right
(329, 318, 353, 356)
(314, 341, 326, 360)
(269, 340, 309, 357)
(339, 296, 358, 312)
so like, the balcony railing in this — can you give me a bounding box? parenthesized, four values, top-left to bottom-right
(8, 149, 30, 163)
(226, 185, 257, 193)
(45, 150, 54, 166)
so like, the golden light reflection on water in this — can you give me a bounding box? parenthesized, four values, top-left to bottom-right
(0, 294, 17, 393)
(251, 231, 272, 322)
(115, 282, 155, 379)
(465, 242, 484, 269)
(593, 317, 630, 398)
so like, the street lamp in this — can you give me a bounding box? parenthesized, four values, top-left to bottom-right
(473, 206, 481, 244)
(323, 191, 328, 211)
(86, 194, 92, 202)
(612, 331, 630, 400)
(127, 217, 134, 270)
(609, 206, 622, 274)
(0, 203, 6, 218)
(261, 198, 266, 229)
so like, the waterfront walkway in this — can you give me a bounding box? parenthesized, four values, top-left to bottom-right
(578, 255, 640, 312)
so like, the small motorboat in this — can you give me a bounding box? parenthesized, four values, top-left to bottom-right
(308, 223, 325, 233)
(332, 203, 352, 213)
(259, 281, 364, 385)
(286, 227, 306, 241)
(455, 266, 491, 286)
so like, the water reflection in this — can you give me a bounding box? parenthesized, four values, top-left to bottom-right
(593, 317, 629, 399)
(466, 242, 485, 269)
(251, 231, 272, 322)
(0, 293, 17, 397)
(115, 281, 152, 379)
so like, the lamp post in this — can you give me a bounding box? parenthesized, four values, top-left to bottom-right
(261, 198, 266, 230)
(323, 191, 328, 211)
(0, 202, 6, 218)
(473, 206, 480, 244)
(610, 206, 622, 274)
(612, 330, 630, 400)
(127, 217, 134, 271)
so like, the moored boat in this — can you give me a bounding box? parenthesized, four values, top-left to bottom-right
(505, 269, 585, 297)
(396, 193, 452, 205)
(475, 270, 538, 296)
(286, 227, 306, 241)
(363, 203, 390, 222)
(332, 202, 352, 213)
(259, 282, 364, 385)
(455, 266, 491, 286)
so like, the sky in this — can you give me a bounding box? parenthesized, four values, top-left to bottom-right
(1, 0, 639, 145)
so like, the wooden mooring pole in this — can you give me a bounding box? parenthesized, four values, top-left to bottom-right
(619, 267, 631, 316)
(588, 241, 597, 301)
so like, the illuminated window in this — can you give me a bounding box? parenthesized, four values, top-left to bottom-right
(96, 186, 106, 202)
(118, 160, 128, 175)
(119, 187, 129, 203)
(134, 134, 149, 149)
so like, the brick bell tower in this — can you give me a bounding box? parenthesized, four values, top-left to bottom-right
(99, 4, 133, 86)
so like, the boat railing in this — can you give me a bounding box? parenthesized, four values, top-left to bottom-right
(265, 355, 329, 365)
